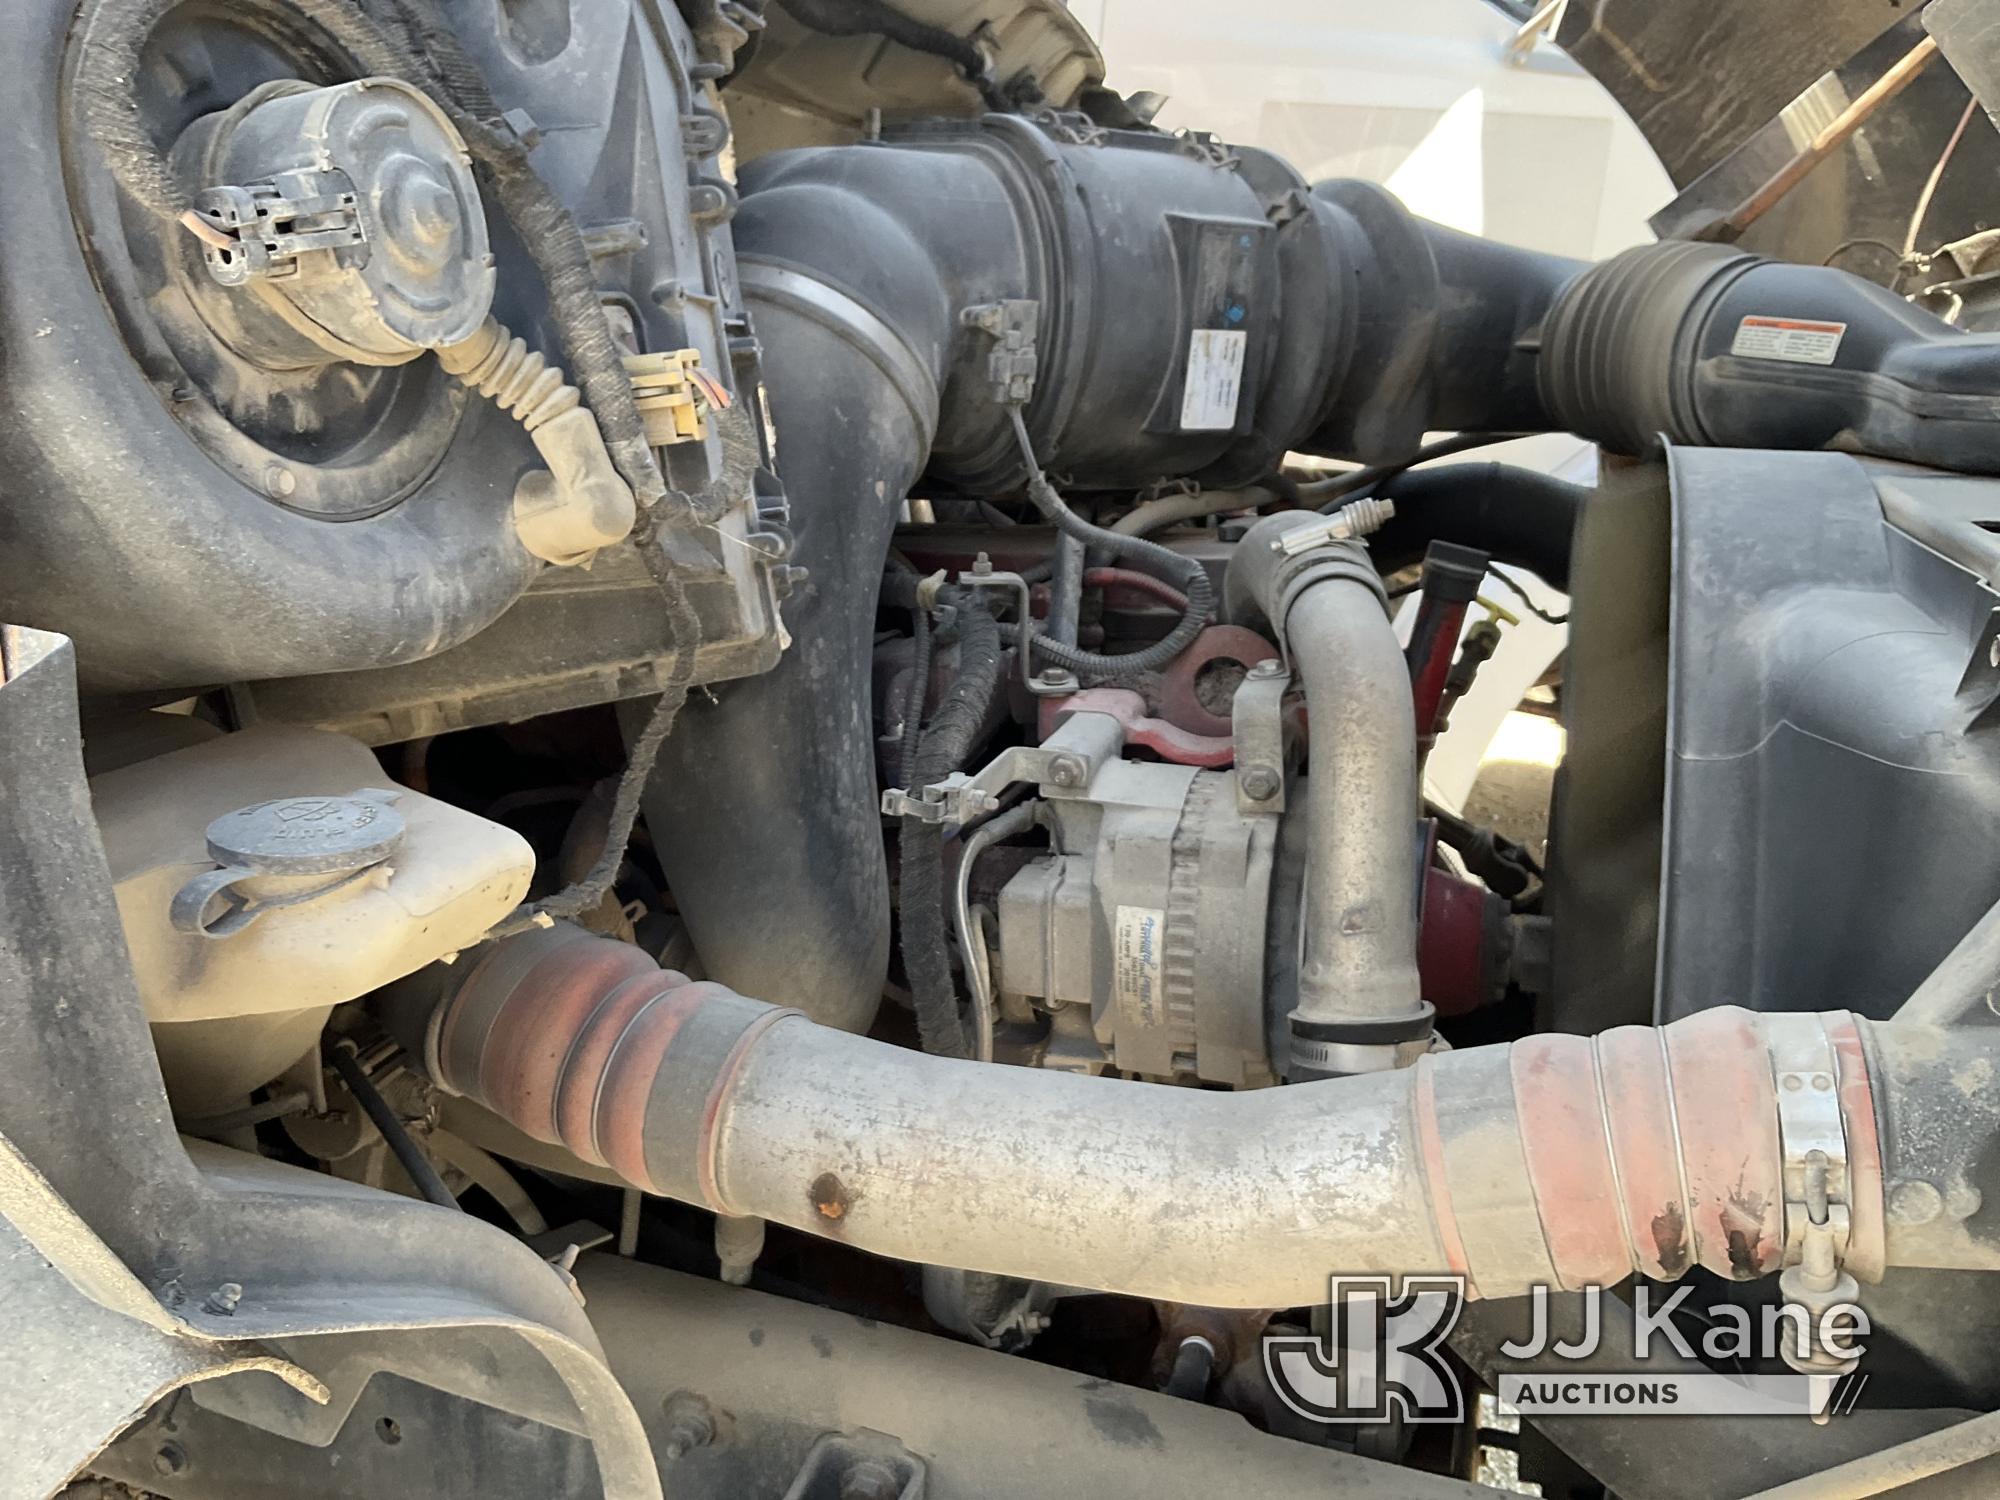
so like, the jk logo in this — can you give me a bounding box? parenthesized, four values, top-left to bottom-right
(1263, 1275, 1467, 1425)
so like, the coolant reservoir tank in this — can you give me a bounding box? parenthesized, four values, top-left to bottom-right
(90, 726, 532, 1107)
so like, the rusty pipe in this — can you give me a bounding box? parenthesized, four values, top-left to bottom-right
(426, 924, 2000, 1308)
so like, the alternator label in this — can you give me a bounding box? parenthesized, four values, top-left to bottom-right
(1730, 315, 1846, 365)
(1180, 328, 1248, 430)
(1114, 905, 1168, 1030)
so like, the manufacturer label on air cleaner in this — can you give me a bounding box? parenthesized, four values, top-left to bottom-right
(1180, 328, 1248, 430)
(1730, 315, 1847, 365)
(1113, 905, 1167, 1030)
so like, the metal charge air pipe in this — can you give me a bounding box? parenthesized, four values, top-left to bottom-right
(1228, 512, 1430, 1077)
(427, 922, 2000, 1310)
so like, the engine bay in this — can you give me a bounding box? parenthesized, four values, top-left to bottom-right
(10, 1, 2000, 1497)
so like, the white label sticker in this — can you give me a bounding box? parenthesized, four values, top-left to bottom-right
(1180, 328, 1248, 431)
(1113, 905, 1167, 1030)
(1731, 315, 1846, 366)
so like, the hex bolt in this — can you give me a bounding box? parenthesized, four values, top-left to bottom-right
(839, 1461, 901, 1500)
(202, 1281, 243, 1316)
(263, 463, 297, 499)
(1046, 754, 1086, 788)
(1248, 659, 1284, 679)
(1038, 668, 1070, 685)
(660, 1391, 716, 1461)
(153, 1442, 189, 1477)
(1240, 765, 1280, 801)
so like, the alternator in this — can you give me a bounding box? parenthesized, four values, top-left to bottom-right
(997, 754, 1281, 1086)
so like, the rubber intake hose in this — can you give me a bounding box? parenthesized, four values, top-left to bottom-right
(428, 922, 2000, 1307)
(1369, 462, 1589, 592)
(1540, 240, 2000, 473)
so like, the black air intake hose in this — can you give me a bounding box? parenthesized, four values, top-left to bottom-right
(1539, 240, 2000, 471)
(639, 246, 945, 1032)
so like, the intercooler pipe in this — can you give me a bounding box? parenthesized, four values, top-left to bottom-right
(1229, 513, 1429, 1077)
(427, 922, 2000, 1308)
(636, 262, 944, 1033)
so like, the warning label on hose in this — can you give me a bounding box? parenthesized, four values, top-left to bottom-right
(1180, 328, 1248, 430)
(1114, 905, 1167, 1030)
(1730, 315, 1846, 365)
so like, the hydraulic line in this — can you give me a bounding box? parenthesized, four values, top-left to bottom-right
(329, 1041, 459, 1210)
(952, 800, 1041, 1063)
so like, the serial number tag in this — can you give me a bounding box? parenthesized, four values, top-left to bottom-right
(1113, 904, 1167, 1030)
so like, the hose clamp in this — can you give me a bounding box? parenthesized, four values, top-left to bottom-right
(1764, 1013, 1852, 1267)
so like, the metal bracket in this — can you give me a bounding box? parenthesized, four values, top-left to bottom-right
(954, 555, 1076, 698)
(1231, 660, 1291, 814)
(781, 1428, 927, 1500)
(882, 712, 1125, 825)
(190, 169, 364, 286)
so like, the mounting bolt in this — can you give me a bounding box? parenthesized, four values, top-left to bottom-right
(202, 1281, 243, 1316)
(1034, 666, 1080, 696)
(1045, 754, 1086, 788)
(1248, 659, 1284, 679)
(153, 1442, 189, 1478)
(660, 1391, 716, 1461)
(1240, 765, 1280, 801)
(263, 464, 297, 499)
(839, 1461, 901, 1500)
